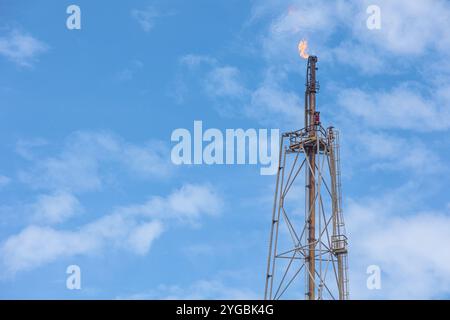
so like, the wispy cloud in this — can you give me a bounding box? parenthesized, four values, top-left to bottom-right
(118, 270, 258, 299)
(127, 279, 258, 300)
(113, 183, 222, 224)
(337, 86, 450, 132)
(0, 30, 48, 67)
(205, 66, 248, 99)
(246, 72, 302, 127)
(131, 6, 160, 32)
(0, 183, 222, 276)
(15, 138, 48, 160)
(353, 0, 450, 57)
(0, 130, 191, 276)
(17, 131, 173, 193)
(179, 54, 302, 126)
(31, 191, 83, 225)
(253, 0, 450, 70)
(350, 131, 445, 174)
(115, 60, 144, 82)
(347, 184, 450, 299)
(180, 54, 217, 69)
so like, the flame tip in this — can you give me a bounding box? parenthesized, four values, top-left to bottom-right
(298, 39, 309, 59)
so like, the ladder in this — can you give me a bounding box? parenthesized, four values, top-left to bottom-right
(331, 130, 349, 299)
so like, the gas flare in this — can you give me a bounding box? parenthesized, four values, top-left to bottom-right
(298, 40, 309, 59)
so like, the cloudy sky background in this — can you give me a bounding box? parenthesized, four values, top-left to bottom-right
(1, 0, 450, 299)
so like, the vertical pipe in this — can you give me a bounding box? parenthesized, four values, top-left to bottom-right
(329, 129, 338, 239)
(328, 129, 342, 299)
(307, 150, 316, 300)
(306, 56, 317, 300)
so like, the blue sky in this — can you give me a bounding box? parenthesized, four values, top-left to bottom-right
(1, 0, 450, 299)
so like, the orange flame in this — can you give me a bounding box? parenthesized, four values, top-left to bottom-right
(298, 40, 309, 59)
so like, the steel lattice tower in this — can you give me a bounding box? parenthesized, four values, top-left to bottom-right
(264, 56, 349, 300)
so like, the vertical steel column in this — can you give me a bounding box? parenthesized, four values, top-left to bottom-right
(306, 56, 318, 300)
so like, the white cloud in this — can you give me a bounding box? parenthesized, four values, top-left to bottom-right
(0, 183, 222, 276)
(32, 192, 83, 225)
(250, 0, 450, 74)
(254, 1, 351, 66)
(15, 138, 48, 160)
(354, 0, 450, 56)
(19, 148, 102, 193)
(131, 7, 159, 32)
(348, 131, 445, 174)
(337, 86, 450, 131)
(0, 30, 48, 67)
(115, 60, 144, 82)
(205, 66, 248, 98)
(114, 183, 223, 222)
(119, 279, 258, 300)
(127, 222, 164, 255)
(150, 280, 258, 300)
(179, 54, 217, 68)
(121, 141, 172, 178)
(179, 55, 252, 117)
(331, 41, 387, 75)
(180, 54, 304, 126)
(18, 131, 173, 193)
(347, 187, 450, 299)
(0, 226, 97, 275)
(165, 184, 223, 219)
(247, 80, 302, 127)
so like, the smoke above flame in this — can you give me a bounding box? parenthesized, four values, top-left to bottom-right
(298, 40, 309, 59)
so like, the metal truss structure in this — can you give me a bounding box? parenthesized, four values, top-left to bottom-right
(264, 56, 349, 300)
